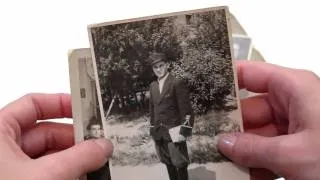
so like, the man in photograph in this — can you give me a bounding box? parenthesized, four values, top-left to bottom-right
(85, 116, 111, 180)
(85, 117, 104, 139)
(148, 52, 194, 180)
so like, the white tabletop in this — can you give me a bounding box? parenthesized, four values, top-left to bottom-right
(0, 0, 318, 115)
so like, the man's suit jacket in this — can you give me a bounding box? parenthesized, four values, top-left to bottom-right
(84, 136, 111, 180)
(149, 73, 194, 140)
(87, 162, 111, 180)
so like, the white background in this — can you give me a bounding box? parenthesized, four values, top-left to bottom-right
(1, 1, 316, 179)
(0, 0, 319, 109)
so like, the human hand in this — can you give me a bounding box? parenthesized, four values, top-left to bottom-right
(0, 93, 113, 180)
(218, 61, 320, 180)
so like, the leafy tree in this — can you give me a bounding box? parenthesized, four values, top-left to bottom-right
(171, 9, 236, 114)
(90, 9, 236, 116)
(90, 17, 182, 115)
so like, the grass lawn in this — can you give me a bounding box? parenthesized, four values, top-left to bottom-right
(107, 109, 241, 166)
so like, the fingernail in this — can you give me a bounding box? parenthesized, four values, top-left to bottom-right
(217, 133, 238, 155)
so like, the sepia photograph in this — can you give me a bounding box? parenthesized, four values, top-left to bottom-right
(88, 6, 249, 180)
(231, 34, 253, 99)
(68, 48, 111, 180)
(232, 34, 253, 60)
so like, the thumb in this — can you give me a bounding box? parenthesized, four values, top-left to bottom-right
(217, 132, 281, 170)
(36, 138, 113, 180)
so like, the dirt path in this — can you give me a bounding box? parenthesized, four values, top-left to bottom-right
(109, 162, 249, 180)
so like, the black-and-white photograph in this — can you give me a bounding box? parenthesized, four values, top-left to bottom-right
(231, 34, 253, 99)
(68, 48, 111, 180)
(232, 34, 252, 60)
(88, 6, 249, 180)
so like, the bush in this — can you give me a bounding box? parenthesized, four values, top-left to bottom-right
(90, 9, 237, 118)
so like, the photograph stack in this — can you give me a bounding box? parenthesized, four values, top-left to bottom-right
(68, 6, 250, 180)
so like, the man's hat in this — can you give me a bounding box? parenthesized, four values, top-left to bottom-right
(149, 52, 167, 66)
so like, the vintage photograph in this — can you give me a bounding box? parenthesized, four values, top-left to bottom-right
(231, 34, 253, 99)
(88, 6, 249, 180)
(68, 48, 111, 180)
(232, 34, 253, 60)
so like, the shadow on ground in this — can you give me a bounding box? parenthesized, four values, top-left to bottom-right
(188, 166, 216, 180)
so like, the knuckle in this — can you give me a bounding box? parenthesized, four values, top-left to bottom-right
(278, 69, 320, 99)
(19, 93, 36, 107)
(298, 69, 316, 76)
(295, 69, 319, 83)
(20, 93, 36, 100)
(293, 69, 320, 94)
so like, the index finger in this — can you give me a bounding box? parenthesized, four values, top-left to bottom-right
(0, 93, 72, 138)
(236, 61, 320, 131)
(236, 61, 289, 92)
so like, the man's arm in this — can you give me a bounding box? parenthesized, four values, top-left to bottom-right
(149, 84, 155, 128)
(174, 79, 194, 137)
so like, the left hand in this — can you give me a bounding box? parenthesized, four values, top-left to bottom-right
(0, 93, 113, 180)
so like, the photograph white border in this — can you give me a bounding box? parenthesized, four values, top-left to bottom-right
(87, 5, 248, 180)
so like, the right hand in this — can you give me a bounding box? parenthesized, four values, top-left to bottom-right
(218, 61, 320, 180)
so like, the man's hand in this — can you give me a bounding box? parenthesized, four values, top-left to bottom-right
(0, 93, 113, 180)
(177, 134, 186, 142)
(218, 61, 320, 180)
